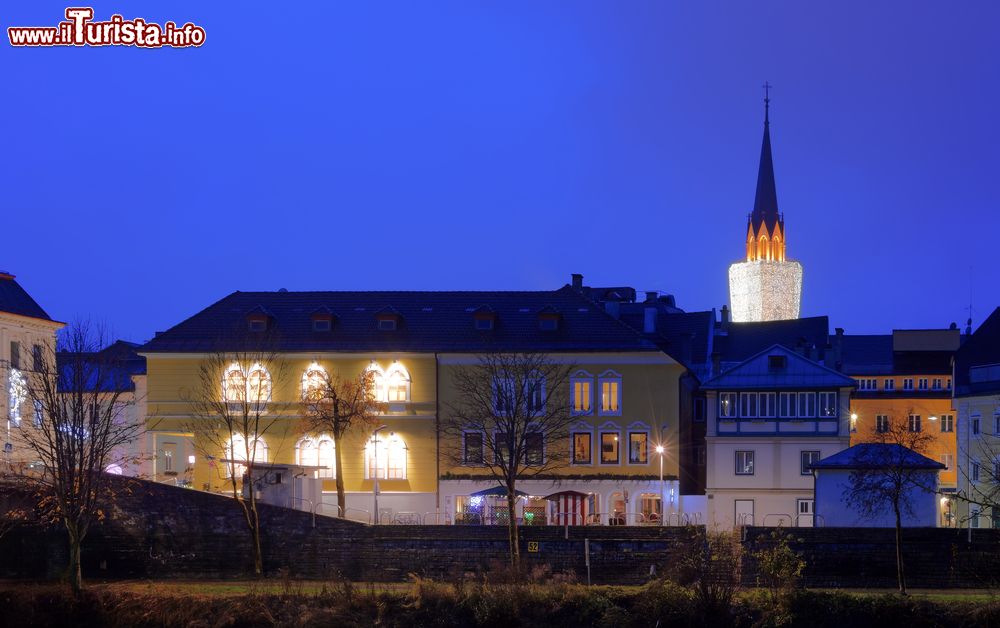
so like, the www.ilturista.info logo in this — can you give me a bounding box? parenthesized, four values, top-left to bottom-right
(8, 8, 205, 48)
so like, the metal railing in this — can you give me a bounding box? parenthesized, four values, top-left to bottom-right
(762, 513, 792, 527)
(423, 512, 452, 525)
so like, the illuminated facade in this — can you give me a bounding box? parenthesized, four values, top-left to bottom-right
(728, 96, 803, 322)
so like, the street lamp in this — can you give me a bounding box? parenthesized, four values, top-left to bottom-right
(655, 444, 665, 526)
(372, 424, 388, 524)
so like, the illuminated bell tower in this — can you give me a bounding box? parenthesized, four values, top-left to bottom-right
(728, 87, 803, 322)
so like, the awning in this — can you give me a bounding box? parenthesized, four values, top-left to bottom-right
(469, 486, 528, 498)
(542, 490, 590, 501)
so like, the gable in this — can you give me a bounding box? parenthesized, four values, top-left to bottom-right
(702, 344, 855, 390)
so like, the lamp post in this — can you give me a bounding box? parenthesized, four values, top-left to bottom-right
(655, 444, 665, 526)
(372, 424, 387, 524)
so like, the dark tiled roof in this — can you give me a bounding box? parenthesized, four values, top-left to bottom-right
(955, 307, 1000, 396)
(58, 340, 146, 393)
(810, 443, 945, 471)
(0, 274, 52, 321)
(716, 316, 830, 364)
(617, 306, 714, 371)
(837, 334, 892, 375)
(838, 333, 956, 376)
(141, 286, 659, 354)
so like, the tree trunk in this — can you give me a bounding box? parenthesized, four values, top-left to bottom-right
(67, 527, 83, 593)
(250, 502, 263, 577)
(506, 487, 520, 574)
(894, 501, 906, 595)
(334, 430, 346, 517)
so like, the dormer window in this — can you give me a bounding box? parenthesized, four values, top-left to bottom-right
(378, 319, 397, 331)
(538, 309, 561, 331)
(248, 318, 267, 332)
(313, 319, 332, 332)
(475, 318, 494, 331)
(375, 308, 401, 331)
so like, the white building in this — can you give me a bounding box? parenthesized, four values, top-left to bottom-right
(810, 443, 944, 527)
(0, 272, 64, 470)
(701, 344, 855, 529)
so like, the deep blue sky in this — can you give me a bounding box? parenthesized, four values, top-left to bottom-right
(3, 2, 998, 342)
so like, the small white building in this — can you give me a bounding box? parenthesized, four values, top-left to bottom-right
(810, 443, 944, 527)
(701, 344, 855, 529)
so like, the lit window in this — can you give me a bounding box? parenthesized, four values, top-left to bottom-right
(225, 434, 268, 478)
(600, 432, 619, 464)
(364, 363, 386, 402)
(735, 450, 755, 475)
(385, 362, 411, 402)
(572, 432, 592, 464)
(876, 415, 890, 433)
(571, 373, 593, 414)
(366, 433, 406, 479)
(164, 448, 174, 472)
(598, 372, 622, 415)
(628, 432, 648, 464)
(222, 364, 246, 403)
(8, 368, 26, 427)
(296, 436, 335, 478)
(301, 363, 327, 400)
(246, 364, 272, 406)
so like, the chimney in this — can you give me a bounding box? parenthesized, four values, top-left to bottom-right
(720, 304, 730, 328)
(571, 273, 583, 289)
(645, 291, 658, 303)
(643, 307, 657, 334)
(604, 301, 620, 320)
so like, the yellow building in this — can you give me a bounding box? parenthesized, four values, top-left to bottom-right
(838, 328, 960, 526)
(142, 285, 689, 525)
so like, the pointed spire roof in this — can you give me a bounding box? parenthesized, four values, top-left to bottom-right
(750, 88, 781, 234)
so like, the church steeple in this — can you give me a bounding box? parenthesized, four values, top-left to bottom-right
(745, 83, 786, 263)
(751, 83, 781, 234)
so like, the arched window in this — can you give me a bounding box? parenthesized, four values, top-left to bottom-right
(365, 432, 406, 479)
(384, 362, 411, 402)
(364, 362, 386, 401)
(301, 362, 327, 401)
(246, 364, 272, 406)
(222, 363, 246, 403)
(225, 434, 268, 478)
(295, 435, 336, 478)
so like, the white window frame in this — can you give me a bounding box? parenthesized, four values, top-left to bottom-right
(940, 414, 954, 433)
(884, 378, 895, 391)
(384, 362, 412, 403)
(800, 450, 820, 475)
(779, 392, 798, 418)
(598, 371, 622, 416)
(735, 450, 755, 476)
(876, 414, 890, 433)
(570, 371, 594, 415)
(365, 433, 407, 480)
(918, 378, 929, 391)
(740, 392, 758, 418)
(941, 453, 953, 470)
(797, 392, 816, 418)
(903, 378, 914, 391)
(818, 391, 838, 417)
(719, 392, 739, 418)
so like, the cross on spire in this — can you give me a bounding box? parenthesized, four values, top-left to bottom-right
(762, 81, 772, 122)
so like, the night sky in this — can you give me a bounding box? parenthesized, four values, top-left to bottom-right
(2, 2, 998, 342)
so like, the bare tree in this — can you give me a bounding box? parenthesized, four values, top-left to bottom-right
(442, 352, 574, 570)
(184, 334, 289, 577)
(843, 416, 934, 595)
(300, 366, 384, 517)
(16, 320, 142, 592)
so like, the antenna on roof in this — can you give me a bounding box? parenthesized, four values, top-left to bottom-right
(965, 266, 974, 335)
